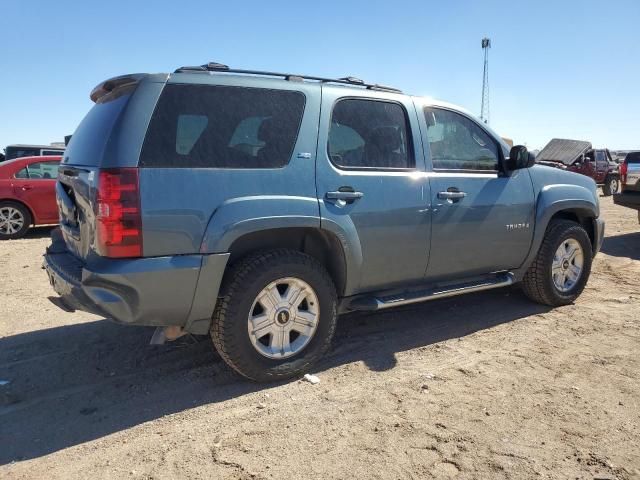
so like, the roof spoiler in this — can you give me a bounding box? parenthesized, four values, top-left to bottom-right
(90, 73, 146, 102)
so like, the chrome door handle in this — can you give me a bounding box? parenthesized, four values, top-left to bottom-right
(326, 191, 364, 201)
(437, 191, 466, 200)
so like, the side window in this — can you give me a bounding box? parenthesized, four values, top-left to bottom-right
(424, 107, 499, 171)
(328, 99, 414, 169)
(14, 168, 29, 179)
(176, 115, 208, 155)
(7, 148, 39, 160)
(595, 150, 607, 166)
(141, 85, 306, 168)
(19, 161, 59, 179)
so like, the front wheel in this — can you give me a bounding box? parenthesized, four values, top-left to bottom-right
(521, 220, 592, 306)
(211, 249, 337, 382)
(603, 176, 619, 196)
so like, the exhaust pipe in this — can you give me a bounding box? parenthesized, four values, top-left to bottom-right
(149, 325, 187, 345)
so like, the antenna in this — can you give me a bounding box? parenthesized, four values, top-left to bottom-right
(480, 37, 491, 124)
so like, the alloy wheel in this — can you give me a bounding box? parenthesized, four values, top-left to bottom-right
(247, 277, 320, 359)
(551, 238, 584, 292)
(0, 207, 25, 236)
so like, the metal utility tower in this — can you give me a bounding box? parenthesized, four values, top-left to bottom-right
(480, 37, 491, 124)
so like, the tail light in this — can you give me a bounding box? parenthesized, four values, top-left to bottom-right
(620, 162, 627, 185)
(96, 168, 142, 258)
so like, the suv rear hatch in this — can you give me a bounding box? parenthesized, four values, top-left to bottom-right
(57, 74, 160, 260)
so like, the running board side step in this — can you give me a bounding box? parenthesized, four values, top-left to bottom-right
(348, 273, 515, 311)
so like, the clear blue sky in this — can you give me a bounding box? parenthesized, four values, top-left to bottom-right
(2, 0, 639, 150)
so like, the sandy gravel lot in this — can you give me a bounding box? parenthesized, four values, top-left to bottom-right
(1, 195, 639, 479)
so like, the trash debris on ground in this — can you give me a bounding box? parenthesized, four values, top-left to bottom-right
(0, 380, 10, 386)
(303, 374, 320, 385)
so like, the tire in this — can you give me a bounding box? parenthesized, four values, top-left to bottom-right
(0, 201, 32, 240)
(521, 220, 592, 306)
(603, 176, 619, 196)
(211, 249, 337, 382)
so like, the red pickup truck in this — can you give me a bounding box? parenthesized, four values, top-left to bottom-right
(0, 155, 61, 239)
(536, 139, 620, 196)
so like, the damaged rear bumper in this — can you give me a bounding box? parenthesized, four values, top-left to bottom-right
(43, 229, 229, 334)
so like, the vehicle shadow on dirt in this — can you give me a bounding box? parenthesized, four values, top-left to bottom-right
(0, 287, 550, 464)
(22, 226, 56, 240)
(600, 232, 640, 260)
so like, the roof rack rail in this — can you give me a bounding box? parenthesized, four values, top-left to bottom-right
(174, 62, 402, 93)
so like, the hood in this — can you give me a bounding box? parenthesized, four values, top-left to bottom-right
(536, 138, 592, 166)
(529, 164, 598, 193)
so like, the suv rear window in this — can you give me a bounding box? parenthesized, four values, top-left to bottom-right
(140, 84, 306, 168)
(626, 152, 640, 163)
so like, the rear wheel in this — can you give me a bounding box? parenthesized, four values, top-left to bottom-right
(603, 176, 619, 196)
(211, 249, 337, 382)
(521, 220, 592, 306)
(0, 202, 31, 240)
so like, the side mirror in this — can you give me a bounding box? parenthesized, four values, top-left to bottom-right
(505, 145, 534, 171)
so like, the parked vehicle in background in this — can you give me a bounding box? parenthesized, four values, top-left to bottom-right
(0, 156, 61, 239)
(536, 139, 620, 195)
(43, 64, 604, 382)
(3, 144, 65, 162)
(614, 151, 640, 223)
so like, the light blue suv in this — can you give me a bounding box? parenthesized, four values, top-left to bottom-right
(44, 62, 604, 381)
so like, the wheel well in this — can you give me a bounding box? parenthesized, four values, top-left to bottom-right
(227, 228, 347, 296)
(0, 199, 34, 225)
(549, 209, 596, 247)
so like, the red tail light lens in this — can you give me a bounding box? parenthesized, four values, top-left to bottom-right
(96, 168, 142, 258)
(620, 162, 627, 184)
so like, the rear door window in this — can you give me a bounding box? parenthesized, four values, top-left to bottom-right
(14, 161, 59, 179)
(328, 99, 414, 169)
(140, 84, 306, 168)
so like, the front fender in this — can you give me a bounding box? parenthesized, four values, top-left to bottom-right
(520, 183, 599, 275)
(199, 195, 321, 253)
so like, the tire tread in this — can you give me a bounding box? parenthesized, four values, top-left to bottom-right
(211, 249, 336, 382)
(522, 220, 592, 306)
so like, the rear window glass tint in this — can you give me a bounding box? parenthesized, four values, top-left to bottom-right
(140, 84, 306, 168)
(328, 99, 414, 169)
(63, 89, 133, 166)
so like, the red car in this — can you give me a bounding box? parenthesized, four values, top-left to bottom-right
(0, 155, 61, 239)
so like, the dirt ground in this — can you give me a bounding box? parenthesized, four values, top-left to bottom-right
(1, 195, 639, 480)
